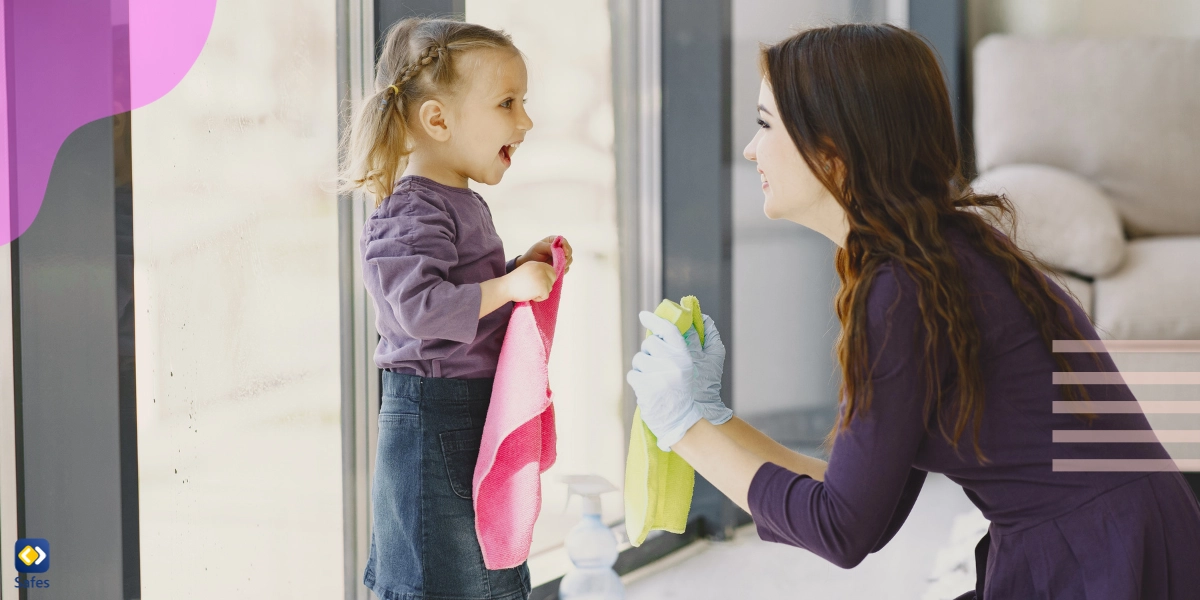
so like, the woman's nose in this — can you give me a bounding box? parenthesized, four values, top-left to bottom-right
(742, 138, 756, 162)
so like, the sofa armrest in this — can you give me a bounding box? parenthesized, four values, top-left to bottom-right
(970, 164, 1126, 278)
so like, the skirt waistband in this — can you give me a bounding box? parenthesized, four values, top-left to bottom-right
(382, 370, 493, 402)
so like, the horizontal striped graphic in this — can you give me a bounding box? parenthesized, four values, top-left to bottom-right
(1053, 459, 1200, 472)
(1053, 340, 1200, 353)
(1053, 401, 1200, 413)
(1052, 430, 1200, 443)
(1053, 371, 1200, 385)
(1052, 339, 1200, 473)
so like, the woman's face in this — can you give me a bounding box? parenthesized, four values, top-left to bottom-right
(742, 79, 845, 243)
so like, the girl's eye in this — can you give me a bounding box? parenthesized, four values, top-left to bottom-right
(501, 99, 513, 109)
(756, 118, 769, 129)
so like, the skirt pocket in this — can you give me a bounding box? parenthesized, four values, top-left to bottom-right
(440, 428, 483, 500)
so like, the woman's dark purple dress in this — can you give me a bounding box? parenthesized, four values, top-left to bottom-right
(747, 228, 1200, 599)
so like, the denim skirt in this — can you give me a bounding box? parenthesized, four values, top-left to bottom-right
(364, 371, 531, 600)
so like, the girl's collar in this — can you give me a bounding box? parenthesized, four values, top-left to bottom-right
(396, 174, 477, 196)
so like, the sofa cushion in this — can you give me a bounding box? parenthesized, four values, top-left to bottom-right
(973, 36, 1200, 237)
(1093, 237, 1200, 340)
(972, 164, 1126, 278)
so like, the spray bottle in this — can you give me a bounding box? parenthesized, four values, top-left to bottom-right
(558, 474, 625, 600)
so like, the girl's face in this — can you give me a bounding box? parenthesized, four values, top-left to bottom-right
(447, 49, 533, 186)
(742, 79, 845, 244)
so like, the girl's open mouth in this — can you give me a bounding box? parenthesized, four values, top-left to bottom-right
(500, 142, 520, 166)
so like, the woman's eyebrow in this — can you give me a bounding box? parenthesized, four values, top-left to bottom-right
(757, 104, 773, 116)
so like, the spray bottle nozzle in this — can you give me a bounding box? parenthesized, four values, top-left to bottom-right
(561, 474, 618, 517)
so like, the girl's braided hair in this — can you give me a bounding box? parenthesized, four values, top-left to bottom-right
(340, 18, 517, 204)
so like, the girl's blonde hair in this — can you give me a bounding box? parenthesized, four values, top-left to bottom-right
(340, 18, 517, 205)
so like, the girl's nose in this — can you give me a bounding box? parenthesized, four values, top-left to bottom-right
(742, 138, 756, 162)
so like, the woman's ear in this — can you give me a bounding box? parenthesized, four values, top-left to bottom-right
(832, 157, 847, 184)
(818, 149, 845, 183)
(417, 99, 452, 142)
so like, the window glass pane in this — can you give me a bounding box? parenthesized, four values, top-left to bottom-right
(466, 0, 627, 566)
(731, 0, 848, 449)
(130, 0, 342, 595)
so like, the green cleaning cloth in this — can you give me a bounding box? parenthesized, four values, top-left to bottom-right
(624, 296, 704, 546)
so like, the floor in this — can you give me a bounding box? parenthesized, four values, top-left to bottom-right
(621, 473, 979, 600)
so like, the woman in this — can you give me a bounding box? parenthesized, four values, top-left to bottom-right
(626, 24, 1200, 599)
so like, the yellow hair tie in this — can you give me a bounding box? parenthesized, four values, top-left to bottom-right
(387, 84, 400, 96)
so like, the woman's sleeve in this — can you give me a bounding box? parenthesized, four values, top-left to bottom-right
(747, 265, 942, 568)
(364, 194, 482, 344)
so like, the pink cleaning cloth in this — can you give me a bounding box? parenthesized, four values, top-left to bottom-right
(473, 236, 567, 569)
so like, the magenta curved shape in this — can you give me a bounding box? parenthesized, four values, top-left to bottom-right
(2, 0, 217, 245)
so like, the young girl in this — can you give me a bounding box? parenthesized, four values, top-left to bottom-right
(341, 18, 573, 600)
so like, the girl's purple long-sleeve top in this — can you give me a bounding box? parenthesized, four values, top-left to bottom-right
(746, 227, 1200, 597)
(361, 175, 517, 379)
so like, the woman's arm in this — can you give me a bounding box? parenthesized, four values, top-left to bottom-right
(670, 417, 828, 513)
(671, 419, 766, 512)
(717, 417, 828, 481)
(636, 265, 940, 568)
(742, 266, 940, 568)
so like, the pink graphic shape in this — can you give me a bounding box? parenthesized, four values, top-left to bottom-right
(1054, 340, 1200, 353)
(1053, 401, 1200, 414)
(1053, 459, 1200, 472)
(129, 0, 217, 109)
(2, 2, 10, 243)
(1053, 371, 1200, 385)
(1052, 430, 1200, 443)
(2, 0, 217, 245)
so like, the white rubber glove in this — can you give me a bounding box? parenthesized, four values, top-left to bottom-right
(684, 314, 732, 425)
(626, 311, 704, 451)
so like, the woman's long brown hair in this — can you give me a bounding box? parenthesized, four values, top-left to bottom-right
(761, 24, 1100, 461)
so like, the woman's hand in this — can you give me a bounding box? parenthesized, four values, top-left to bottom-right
(626, 311, 704, 451)
(504, 261, 557, 303)
(687, 314, 732, 425)
(515, 235, 573, 273)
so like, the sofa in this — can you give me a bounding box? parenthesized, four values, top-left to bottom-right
(969, 35, 1200, 500)
(970, 35, 1200, 340)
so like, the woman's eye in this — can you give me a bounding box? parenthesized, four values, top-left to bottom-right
(756, 118, 769, 129)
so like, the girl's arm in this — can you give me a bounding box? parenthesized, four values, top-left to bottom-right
(368, 192, 513, 342)
(479, 277, 511, 319)
(478, 261, 557, 318)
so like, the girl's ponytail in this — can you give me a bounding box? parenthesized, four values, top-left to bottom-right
(339, 18, 516, 207)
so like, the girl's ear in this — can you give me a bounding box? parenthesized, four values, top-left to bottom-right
(417, 99, 451, 142)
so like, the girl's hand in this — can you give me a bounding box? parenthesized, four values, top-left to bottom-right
(505, 261, 557, 303)
(516, 236, 573, 273)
